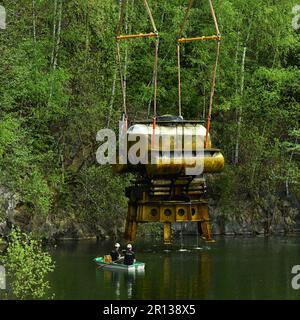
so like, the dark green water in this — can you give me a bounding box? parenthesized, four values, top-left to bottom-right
(48, 236, 300, 300)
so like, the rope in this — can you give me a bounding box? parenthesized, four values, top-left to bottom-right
(144, 0, 159, 127)
(208, 0, 220, 35)
(177, 0, 194, 117)
(177, 43, 182, 117)
(205, 40, 221, 148)
(116, 41, 127, 118)
(177, 0, 221, 144)
(144, 0, 158, 33)
(152, 37, 159, 148)
(116, 0, 159, 124)
(153, 38, 159, 118)
(179, 0, 194, 37)
(116, 0, 128, 120)
(116, 0, 127, 37)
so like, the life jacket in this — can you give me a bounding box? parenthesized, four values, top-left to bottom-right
(124, 250, 135, 265)
(110, 249, 120, 262)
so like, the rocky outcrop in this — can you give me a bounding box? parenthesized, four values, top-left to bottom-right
(0, 187, 102, 240)
(1, 185, 299, 240)
(0, 187, 19, 237)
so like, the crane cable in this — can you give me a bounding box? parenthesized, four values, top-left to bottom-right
(179, 0, 194, 37)
(208, 0, 220, 35)
(115, 0, 159, 134)
(143, 0, 158, 33)
(152, 37, 159, 145)
(205, 40, 220, 148)
(205, 0, 221, 148)
(116, 0, 128, 127)
(143, 0, 159, 140)
(177, 0, 194, 117)
(177, 0, 221, 148)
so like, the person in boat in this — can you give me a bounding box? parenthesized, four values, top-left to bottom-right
(123, 243, 136, 266)
(110, 243, 122, 262)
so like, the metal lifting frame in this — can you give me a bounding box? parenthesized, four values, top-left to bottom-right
(177, 0, 221, 148)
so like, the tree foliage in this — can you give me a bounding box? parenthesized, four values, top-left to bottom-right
(0, 228, 55, 299)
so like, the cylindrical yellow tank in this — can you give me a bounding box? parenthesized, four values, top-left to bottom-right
(113, 116, 224, 176)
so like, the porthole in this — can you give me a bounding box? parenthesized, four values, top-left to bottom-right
(178, 209, 185, 216)
(164, 209, 172, 217)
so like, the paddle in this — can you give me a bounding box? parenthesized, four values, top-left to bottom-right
(97, 255, 124, 270)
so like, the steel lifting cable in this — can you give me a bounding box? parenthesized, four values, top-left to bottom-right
(205, 40, 220, 148)
(152, 37, 159, 131)
(116, 0, 128, 125)
(151, 37, 159, 149)
(144, 0, 158, 34)
(179, 0, 194, 38)
(177, 43, 182, 117)
(177, 0, 194, 117)
(177, 0, 221, 148)
(116, 0, 159, 124)
(143, 0, 159, 142)
(205, 0, 221, 148)
(208, 0, 220, 36)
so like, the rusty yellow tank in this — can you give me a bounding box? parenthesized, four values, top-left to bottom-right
(114, 115, 224, 176)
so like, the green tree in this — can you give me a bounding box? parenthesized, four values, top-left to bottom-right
(0, 228, 55, 299)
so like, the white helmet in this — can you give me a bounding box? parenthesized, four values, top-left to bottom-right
(115, 243, 120, 248)
(127, 243, 132, 249)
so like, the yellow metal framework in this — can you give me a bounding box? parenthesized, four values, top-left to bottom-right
(117, 32, 158, 40)
(178, 35, 221, 43)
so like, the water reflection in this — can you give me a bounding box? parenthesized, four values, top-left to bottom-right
(171, 250, 212, 299)
(102, 268, 145, 299)
(51, 237, 300, 300)
(124, 272, 135, 299)
(98, 248, 213, 300)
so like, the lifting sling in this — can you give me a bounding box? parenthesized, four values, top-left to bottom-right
(116, 0, 221, 149)
(177, 0, 221, 148)
(115, 0, 159, 135)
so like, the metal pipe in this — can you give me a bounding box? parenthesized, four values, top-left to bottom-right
(178, 35, 221, 43)
(117, 32, 158, 40)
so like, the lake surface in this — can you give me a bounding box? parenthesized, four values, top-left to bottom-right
(48, 236, 300, 300)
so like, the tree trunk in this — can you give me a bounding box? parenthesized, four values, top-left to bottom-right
(32, 0, 37, 43)
(232, 32, 240, 163)
(49, 0, 63, 101)
(53, 0, 63, 70)
(107, 70, 117, 127)
(285, 137, 298, 196)
(85, 2, 90, 65)
(234, 31, 240, 95)
(234, 16, 253, 165)
(50, 0, 57, 69)
(234, 46, 247, 165)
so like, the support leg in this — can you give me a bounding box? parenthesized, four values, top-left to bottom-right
(200, 220, 215, 243)
(124, 204, 138, 242)
(129, 221, 138, 242)
(124, 220, 132, 241)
